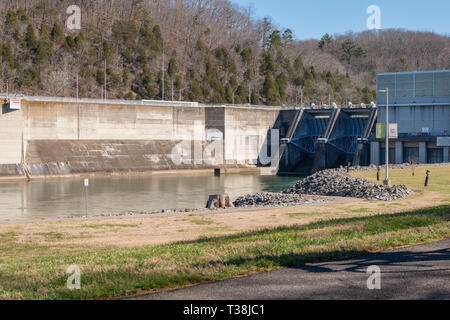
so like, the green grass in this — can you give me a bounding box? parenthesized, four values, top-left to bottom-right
(288, 211, 323, 218)
(0, 204, 448, 300)
(35, 232, 65, 241)
(351, 165, 450, 195)
(190, 219, 214, 225)
(0, 165, 449, 300)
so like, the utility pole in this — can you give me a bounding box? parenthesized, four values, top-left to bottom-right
(162, 39, 165, 101)
(377, 88, 390, 186)
(104, 60, 107, 101)
(76, 75, 79, 100)
(248, 85, 251, 105)
(171, 79, 174, 101)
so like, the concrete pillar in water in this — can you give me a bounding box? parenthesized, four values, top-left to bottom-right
(370, 142, 380, 166)
(395, 142, 403, 164)
(419, 142, 427, 164)
(444, 147, 450, 163)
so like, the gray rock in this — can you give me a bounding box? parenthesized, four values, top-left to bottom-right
(284, 169, 412, 201)
(233, 192, 304, 207)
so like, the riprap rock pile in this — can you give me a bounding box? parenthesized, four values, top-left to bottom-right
(284, 170, 412, 201)
(233, 192, 304, 208)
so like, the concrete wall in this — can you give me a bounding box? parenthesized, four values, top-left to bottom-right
(0, 97, 282, 176)
(224, 106, 280, 165)
(22, 100, 205, 141)
(0, 104, 23, 164)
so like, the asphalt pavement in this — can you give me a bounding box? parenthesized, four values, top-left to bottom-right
(130, 238, 450, 300)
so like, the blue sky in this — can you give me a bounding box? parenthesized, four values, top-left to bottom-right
(232, 0, 450, 40)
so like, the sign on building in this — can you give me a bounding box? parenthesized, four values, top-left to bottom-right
(437, 137, 450, 147)
(376, 123, 398, 139)
(9, 98, 21, 110)
(376, 123, 384, 139)
(389, 123, 398, 139)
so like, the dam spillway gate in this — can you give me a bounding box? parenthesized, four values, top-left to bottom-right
(277, 106, 377, 174)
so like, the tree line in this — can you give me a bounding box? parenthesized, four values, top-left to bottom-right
(1, 0, 449, 106)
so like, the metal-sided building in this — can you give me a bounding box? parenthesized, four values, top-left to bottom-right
(371, 70, 450, 165)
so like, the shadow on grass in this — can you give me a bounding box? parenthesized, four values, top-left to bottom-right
(176, 204, 450, 246)
(178, 204, 450, 274)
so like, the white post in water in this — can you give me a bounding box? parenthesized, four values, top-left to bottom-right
(84, 178, 89, 217)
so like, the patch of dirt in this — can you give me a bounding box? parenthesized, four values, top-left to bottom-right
(0, 190, 443, 249)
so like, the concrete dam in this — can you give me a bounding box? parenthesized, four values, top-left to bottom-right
(3, 71, 448, 179)
(0, 95, 382, 179)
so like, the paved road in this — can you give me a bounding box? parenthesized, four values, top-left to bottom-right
(131, 239, 450, 300)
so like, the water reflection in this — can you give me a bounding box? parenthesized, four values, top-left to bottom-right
(0, 173, 301, 222)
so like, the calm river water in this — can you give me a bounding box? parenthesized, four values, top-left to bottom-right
(0, 173, 301, 222)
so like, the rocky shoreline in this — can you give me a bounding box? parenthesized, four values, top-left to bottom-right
(232, 193, 332, 208)
(69, 166, 415, 219)
(232, 169, 412, 207)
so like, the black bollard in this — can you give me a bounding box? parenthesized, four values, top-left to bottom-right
(377, 167, 380, 181)
(425, 170, 430, 187)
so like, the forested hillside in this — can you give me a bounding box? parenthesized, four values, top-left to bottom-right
(1, 0, 449, 105)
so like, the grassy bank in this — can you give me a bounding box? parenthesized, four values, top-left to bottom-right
(0, 165, 449, 299)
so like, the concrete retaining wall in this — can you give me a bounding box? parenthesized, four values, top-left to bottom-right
(0, 104, 23, 164)
(0, 98, 281, 177)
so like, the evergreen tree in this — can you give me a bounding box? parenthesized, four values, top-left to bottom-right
(282, 29, 293, 45)
(229, 74, 238, 89)
(319, 33, 333, 50)
(276, 73, 288, 101)
(5, 9, 20, 40)
(1, 43, 14, 66)
(294, 56, 305, 73)
(236, 84, 249, 104)
(152, 25, 163, 52)
(39, 25, 53, 50)
(260, 51, 276, 75)
(262, 72, 280, 105)
(400, 56, 409, 71)
(64, 36, 76, 50)
(103, 41, 112, 64)
(251, 91, 260, 105)
(269, 30, 282, 49)
(168, 58, 178, 78)
(136, 46, 148, 67)
(140, 72, 155, 98)
(140, 22, 157, 48)
(326, 71, 339, 93)
(121, 48, 133, 64)
(50, 22, 64, 45)
(122, 68, 130, 85)
(240, 47, 253, 65)
(24, 23, 38, 50)
(189, 80, 202, 101)
(360, 87, 375, 104)
(96, 69, 105, 86)
(74, 33, 85, 49)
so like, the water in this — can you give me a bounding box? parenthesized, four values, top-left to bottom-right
(0, 173, 301, 222)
